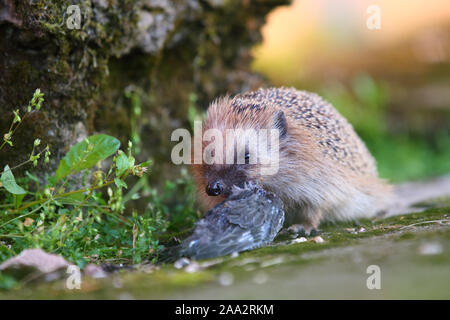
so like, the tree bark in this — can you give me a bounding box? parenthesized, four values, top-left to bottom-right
(0, 0, 289, 180)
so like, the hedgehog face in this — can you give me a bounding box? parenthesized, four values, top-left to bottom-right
(193, 96, 289, 209)
(202, 110, 288, 199)
(203, 156, 256, 198)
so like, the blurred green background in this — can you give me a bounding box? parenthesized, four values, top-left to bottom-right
(252, 0, 450, 182)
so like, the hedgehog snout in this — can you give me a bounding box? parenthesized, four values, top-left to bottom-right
(205, 181, 224, 196)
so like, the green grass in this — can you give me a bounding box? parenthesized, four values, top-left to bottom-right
(1, 75, 449, 292)
(0, 90, 198, 279)
(319, 74, 450, 182)
(366, 132, 450, 182)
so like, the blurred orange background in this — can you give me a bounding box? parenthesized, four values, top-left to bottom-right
(252, 0, 450, 181)
(254, 0, 450, 85)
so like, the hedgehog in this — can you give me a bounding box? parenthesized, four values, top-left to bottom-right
(191, 87, 392, 235)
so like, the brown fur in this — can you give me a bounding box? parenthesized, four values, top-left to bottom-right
(191, 87, 392, 233)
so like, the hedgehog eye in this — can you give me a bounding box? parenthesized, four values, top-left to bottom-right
(244, 152, 250, 164)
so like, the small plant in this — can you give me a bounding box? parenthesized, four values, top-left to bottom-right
(0, 89, 198, 288)
(1, 89, 44, 151)
(124, 87, 143, 155)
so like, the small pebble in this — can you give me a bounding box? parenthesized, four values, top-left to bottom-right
(260, 257, 284, 268)
(84, 264, 107, 279)
(311, 236, 325, 243)
(174, 257, 190, 269)
(218, 272, 234, 286)
(291, 237, 307, 244)
(199, 258, 224, 269)
(140, 264, 159, 274)
(185, 261, 201, 273)
(418, 242, 443, 255)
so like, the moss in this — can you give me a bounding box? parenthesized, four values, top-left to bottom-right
(220, 206, 450, 264)
(412, 196, 450, 208)
(1, 0, 285, 186)
(1, 205, 449, 299)
(10, 61, 32, 84)
(380, 207, 450, 226)
(397, 232, 416, 241)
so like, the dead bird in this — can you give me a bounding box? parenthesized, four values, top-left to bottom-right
(178, 183, 285, 260)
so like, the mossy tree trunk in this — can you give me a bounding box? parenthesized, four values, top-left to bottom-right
(0, 0, 289, 181)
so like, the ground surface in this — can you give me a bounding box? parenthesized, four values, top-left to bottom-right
(1, 176, 449, 299)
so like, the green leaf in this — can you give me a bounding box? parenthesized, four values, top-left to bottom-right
(59, 192, 86, 204)
(114, 178, 127, 189)
(139, 160, 152, 168)
(115, 151, 130, 176)
(13, 110, 21, 124)
(25, 171, 39, 183)
(14, 194, 26, 208)
(55, 134, 120, 182)
(1, 165, 27, 195)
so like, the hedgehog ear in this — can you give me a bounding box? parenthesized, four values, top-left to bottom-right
(272, 110, 287, 139)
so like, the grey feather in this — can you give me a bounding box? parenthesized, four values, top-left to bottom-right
(179, 183, 285, 260)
